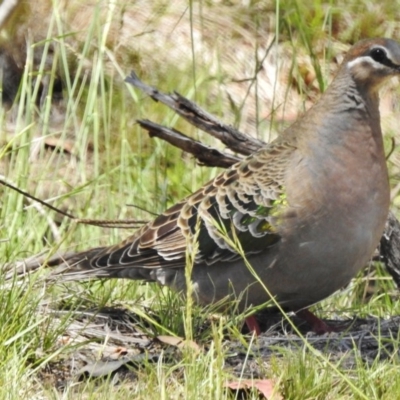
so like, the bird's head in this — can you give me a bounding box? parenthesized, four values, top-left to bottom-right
(344, 38, 400, 92)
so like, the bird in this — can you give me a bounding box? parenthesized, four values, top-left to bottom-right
(44, 38, 398, 335)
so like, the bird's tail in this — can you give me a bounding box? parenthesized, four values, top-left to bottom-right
(6, 247, 114, 282)
(6, 246, 159, 283)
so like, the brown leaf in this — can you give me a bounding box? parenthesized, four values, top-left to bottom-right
(225, 379, 283, 399)
(157, 335, 201, 353)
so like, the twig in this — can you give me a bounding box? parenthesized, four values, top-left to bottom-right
(138, 119, 240, 168)
(0, 175, 62, 242)
(0, 178, 147, 229)
(125, 71, 265, 155)
(380, 210, 400, 288)
(76, 218, 147, 229)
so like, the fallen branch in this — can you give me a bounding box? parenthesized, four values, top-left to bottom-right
(380, 210, 400, 288)
(138, 119, 240, 168)
(126, 71, 264, 155)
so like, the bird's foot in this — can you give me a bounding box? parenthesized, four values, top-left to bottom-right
(244, 309, 345, 336)
(244, 315, 262, 336)
(296, 309, 338, 335)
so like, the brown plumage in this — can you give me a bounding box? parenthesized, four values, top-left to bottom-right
(47, 38, 399, 333)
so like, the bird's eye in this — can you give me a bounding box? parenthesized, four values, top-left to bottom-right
(370, 48, 387, 63)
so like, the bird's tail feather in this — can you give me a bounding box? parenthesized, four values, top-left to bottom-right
(5, 247, 115, 282)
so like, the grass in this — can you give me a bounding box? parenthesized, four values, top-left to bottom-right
(1, 0, 400, 398)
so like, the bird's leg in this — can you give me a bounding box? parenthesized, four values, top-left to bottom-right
(245, 315, 261, 336)
(296, 309, 336, 334)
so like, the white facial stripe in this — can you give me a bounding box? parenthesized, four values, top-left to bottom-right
(347, 56, 387, 71)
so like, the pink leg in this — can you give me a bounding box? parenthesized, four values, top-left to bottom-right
(245, 315, 261, 336)
(296, 309, 337, 334)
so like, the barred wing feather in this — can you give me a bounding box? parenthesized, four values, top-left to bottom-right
(89, 141, 295, 270)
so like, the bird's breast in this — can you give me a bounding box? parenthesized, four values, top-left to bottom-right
(279, 140, 389, 287)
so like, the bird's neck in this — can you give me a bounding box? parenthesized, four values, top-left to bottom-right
(281, 72, 387, 184)
(325, 69, 380, 115)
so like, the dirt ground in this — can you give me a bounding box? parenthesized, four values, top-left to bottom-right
(36, 305, 400, 389)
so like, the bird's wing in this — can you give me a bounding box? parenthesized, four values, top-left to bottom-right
(90, 140, 296, 270)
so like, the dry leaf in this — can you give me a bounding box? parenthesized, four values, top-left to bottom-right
(225, 379, 283, 399)
(157, 335, 201, 353)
